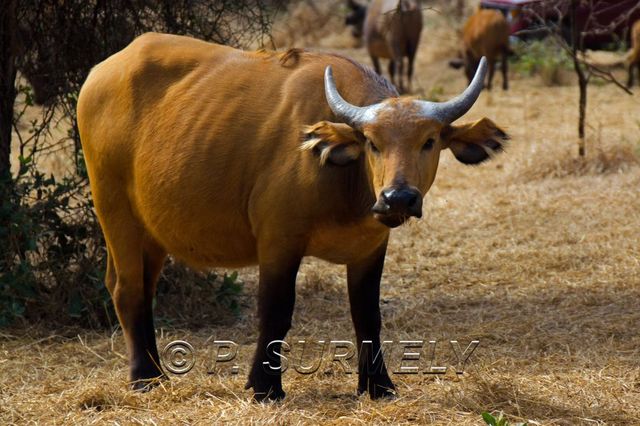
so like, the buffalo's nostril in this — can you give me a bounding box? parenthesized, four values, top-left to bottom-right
(405, 192, 418, 207)
(372, 199, 390, 214)
(380, 187, 422, 217)
(382, 188, 416, 208)
(381, 188, 394, 204)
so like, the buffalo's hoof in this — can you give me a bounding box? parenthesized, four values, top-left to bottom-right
(130, 375, 165, 392)
(129, 364, 166, 392)
(252, 387, 286, 402)
(358, 374, 396, 400)
(245, 375, 285, 402)
(369, 384, 397, 400)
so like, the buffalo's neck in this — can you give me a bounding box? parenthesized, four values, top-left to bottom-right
(311, 157, 378, 225)
(301, 157, 390, 264)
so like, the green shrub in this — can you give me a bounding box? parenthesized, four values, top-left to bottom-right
(1, 1, 274, 329)
(155, 265, 247, 328)
(0, 154, 109, 326)
(512, 39, 573, 86)
(0, 91, 246, 329)
(0, 159, 248, 328)
(481, 411, 528, 426)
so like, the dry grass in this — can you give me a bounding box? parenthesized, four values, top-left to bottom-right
(269, 0, 359, 50)
(3, 5, 640, 425)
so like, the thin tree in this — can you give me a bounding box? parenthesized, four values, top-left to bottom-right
(527, 0, 639, 156)
(0, 0, 17, 181)
(456, 0, 465, 19)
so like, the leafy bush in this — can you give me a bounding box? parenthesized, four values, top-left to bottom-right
(1, 1, 278, 328)
(0, 152, 248, 327)
(0, 154, 108, 326)
(512, 39, 573, 86)
(482, 411, 528, 426)
(155, 267, 247, 328)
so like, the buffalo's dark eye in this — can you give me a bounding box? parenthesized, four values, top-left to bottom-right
(368, 140, 380, 153)
(422, 138, 435, 151)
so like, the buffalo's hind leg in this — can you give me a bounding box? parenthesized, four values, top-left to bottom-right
(371, 55, 381, 75)
(629, 61, 639, 88)
(347, 240, 395, 399)
(100, 203, 166, 391)
(138, 237, 167, 388)
(487, 58, 496, 90)
(394, 55, 405, 93)
(502, 49, 509, 90)
(407, 46, 418, 93)
(464, 52, 479, 85)
(246, 248, 301, 402)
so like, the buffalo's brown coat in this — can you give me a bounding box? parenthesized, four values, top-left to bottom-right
(77, 32, 507, 398)
(462, 9, 510, 90)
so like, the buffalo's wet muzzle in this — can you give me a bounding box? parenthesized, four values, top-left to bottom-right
(372, 186, 423, 228)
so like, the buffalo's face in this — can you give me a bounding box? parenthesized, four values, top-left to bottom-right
(361, 110, 508, 228)
(304, 59, 509, 229)
(361, 103, 444, 227)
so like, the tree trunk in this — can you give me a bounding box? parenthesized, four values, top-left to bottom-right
(456, 0, 465, 19)
(0, 0, 18, 181)
(571, 0, 586, 157)
(576, 65, 587, 156)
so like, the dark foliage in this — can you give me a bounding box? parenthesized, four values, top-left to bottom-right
(0, 0, 280, 328)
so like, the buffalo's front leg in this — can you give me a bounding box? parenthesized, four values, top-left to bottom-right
(347, 240, 395, 399)
(246, 256, 300, 402)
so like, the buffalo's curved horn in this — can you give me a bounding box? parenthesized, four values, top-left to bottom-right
(324, 66, 383, 128)
(418, 56, 488, 124)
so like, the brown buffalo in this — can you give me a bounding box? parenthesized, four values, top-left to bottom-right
(627, 20, 640, 87)
(77, 33, 508, 401)
(452, 8, 510, 91)
(346, 0, 423, 93)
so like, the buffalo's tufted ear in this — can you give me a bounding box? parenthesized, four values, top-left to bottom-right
(440, 118, 509, 165)
(301, 121, 365, 166)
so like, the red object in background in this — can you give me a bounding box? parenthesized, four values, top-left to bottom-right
(480, 0, 640, 48)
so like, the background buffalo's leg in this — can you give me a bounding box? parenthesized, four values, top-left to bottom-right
(394, 56, 405, 93)
(246, 255, 300, 401)
(347, 240, 395, 399)
(487, 58, 495, 90)
(632, 61, 640, 88)
(387, 59, 395, 83)
(502, 49, 509, 90)
(407, 46, 417, 93)
(370, 54, 381, 75)
(465, 52, 479, 85)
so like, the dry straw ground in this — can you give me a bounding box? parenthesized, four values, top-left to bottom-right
(3, 3, 640, 425)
